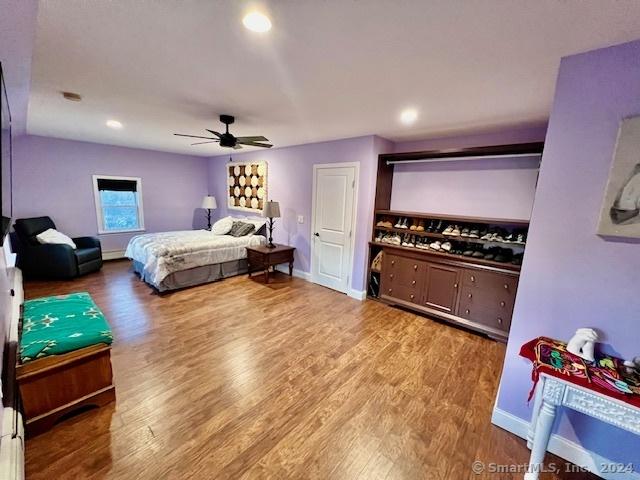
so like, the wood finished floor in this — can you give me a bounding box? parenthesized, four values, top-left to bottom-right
(23, 260, 596, 480)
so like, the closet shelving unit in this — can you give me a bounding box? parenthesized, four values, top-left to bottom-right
(367, 142, 544, 342)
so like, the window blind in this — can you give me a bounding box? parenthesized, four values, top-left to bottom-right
(96, 178, 137, 192)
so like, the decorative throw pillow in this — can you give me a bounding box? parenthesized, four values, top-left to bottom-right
(35, 228, 77, 249)
(228, 221, 256, 237)
(211, 216, 233, 235)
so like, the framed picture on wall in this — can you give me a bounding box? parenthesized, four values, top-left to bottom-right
(227, 161, 267, 214)
(597, 116, 640, 239)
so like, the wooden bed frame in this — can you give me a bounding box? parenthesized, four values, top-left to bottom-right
(16, 343, 115, 437)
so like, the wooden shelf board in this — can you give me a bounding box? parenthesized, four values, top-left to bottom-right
(373, 226, 526, 247)
(375, 209, 530, 226)
(368, 241, 521, 273)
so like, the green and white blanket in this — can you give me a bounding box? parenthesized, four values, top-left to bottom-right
(21, 292, 113, 363)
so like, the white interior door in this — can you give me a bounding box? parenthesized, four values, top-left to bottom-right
(311, 164, 357, 294)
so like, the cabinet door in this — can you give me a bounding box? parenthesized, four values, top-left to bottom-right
(422, 263, 460, 313)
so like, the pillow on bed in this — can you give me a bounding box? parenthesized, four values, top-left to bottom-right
(211, 216, 233, 235)
(229, 221, 255, 237)
(240, 217, 267, 234)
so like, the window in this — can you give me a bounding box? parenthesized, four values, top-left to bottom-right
(92, 175, 144, 234)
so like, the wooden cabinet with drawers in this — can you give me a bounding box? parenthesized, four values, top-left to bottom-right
(379, 246, 519, 341)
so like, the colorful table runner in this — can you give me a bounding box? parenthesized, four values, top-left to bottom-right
(520, 336, 640, 408)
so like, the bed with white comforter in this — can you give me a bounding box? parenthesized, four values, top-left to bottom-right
(125, 229, 266, 291)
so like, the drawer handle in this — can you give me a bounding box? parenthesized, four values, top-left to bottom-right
(468, 293, 472, 299)
(391, 260, 395, 266)
(413, 264, 418, 270)
(411, 280, 416, 285)
(470, 275, 475, 282)
(454, 283, 458, 289)
(504, 284, 509, 290)
(497, 317, 503, 325)
(389, 274, 394, 279)
(410, 294, 415, 300)
(465, 309, 471, 315)
(500, 301, 506, 307)
(388, 288, 393, 293)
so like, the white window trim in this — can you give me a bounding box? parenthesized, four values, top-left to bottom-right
(92, 174, 145, 235)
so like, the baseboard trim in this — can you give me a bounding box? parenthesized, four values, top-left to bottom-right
(491, 407, 640, 479)
(102, 250, 126, 261)
(274, 266, 365, 300)
(274, 265, 312, 281)
(348, 289, 367, 301)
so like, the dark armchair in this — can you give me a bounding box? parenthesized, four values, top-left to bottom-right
(12, 216, 103, 279)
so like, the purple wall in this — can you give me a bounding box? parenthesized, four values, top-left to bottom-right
(13, 135, 210, 252)
(496, 40, 640, 468)
(391, 127, 547, 220)
(0, 0, 38, 134)
(208, 135, 392, 292)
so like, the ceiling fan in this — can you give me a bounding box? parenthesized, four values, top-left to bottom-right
(174, 114, 273, 149)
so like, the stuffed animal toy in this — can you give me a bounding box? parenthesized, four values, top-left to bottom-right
(623, 357, 640, 375)
(566, 328, 599, 362)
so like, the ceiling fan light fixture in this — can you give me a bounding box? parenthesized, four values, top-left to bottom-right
(242, 11, 272, 33)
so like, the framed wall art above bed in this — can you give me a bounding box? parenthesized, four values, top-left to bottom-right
(227, 161, 267, 214)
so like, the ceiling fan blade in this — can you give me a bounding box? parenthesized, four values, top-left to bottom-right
(237, 141, 273, 148)
(191, 141, 219, 145)
(235, 135, 268, 142)
(205, 130, 223, 138)
(174, 133, 217, 140)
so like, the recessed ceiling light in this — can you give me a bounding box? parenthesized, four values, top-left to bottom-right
(242, 11, 272, 33)
(106, 120, 123, 129)
(400, 108, 418, 125)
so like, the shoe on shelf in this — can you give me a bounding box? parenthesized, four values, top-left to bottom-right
(416, 220, 425, 232)
(515, 232, 527, 245)
(442, 225, 454, 235)
(409, 220, 418, 231)
(425, 220, 434, 232)
(441, 241, 452, 252)
(512, 252, 524, 265)
(414, 237, 423, 249)
(481, 229, 494, 241)
(472, 247, 485, 258)
(434, 220, 444, 232)
(382, 219, 393, 228)
(416, 237, 427, 249)
(430, 240, 442, 251)
(374, 231, 384, 242)
(483, 247, 499, 261)
(451, 225, 461, 237)
(376, 219, 385, 227)
(494, 228, 507, 243)
(401, 233, 411, 246)
(504, 232, 515, 243)
(402, 218, 410, 229)
(469, 228, 480, 239)
(460, 227, 470, 237)
(390, 233, 402, 245)
(494, 247, 513, 263)
(394, 217, 404, 228)
(462, 245, 474, 256)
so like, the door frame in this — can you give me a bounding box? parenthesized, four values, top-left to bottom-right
(310, 161, 360, 294)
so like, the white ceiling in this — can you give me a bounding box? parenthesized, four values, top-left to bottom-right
(27, 0, 640, 156)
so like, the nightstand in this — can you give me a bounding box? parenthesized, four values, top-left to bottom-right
(246, 244, 296, 283)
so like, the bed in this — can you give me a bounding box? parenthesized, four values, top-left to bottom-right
(125, 218, 266, 291)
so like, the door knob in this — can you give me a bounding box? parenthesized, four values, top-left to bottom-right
(314, 232, 320, 237)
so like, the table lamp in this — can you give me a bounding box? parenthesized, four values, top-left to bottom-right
(263, 200, 280, 248)
(201, 195, 217, 230)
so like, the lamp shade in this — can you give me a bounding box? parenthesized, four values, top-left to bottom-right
(201, 195, 217, 209)
(263, 200, 280, 218)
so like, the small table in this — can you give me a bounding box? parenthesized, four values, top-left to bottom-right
(526, 374, 640, 479)
(246, 244, 295, 283)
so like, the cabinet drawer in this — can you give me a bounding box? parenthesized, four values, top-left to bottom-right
(462, 269, 518, 294)
(383, 254, 426, 287)
(269, 250, 294, 265)
(458, 286, 514, 331)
